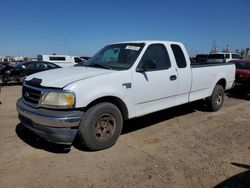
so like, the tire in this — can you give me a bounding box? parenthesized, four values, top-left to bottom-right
(18, 74, 26, 85)
(207, 85, 224, 111)
(18, 76, 25, 85)
(0, 76, 6, 85)
(78, 102, 123, 151)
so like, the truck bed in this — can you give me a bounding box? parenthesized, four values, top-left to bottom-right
(189, 62, 235, 102)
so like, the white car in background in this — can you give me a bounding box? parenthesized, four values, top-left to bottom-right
(207, 52, 242, 63)
(37, 54, 84, 67)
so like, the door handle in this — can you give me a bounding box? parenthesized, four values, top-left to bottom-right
(170, 75, 177, 81)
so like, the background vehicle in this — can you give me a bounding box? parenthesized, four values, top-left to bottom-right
(0, 62, 9, 71)
(80, 56, 91, 61)
(207, 53, 242, 63)
(17, 41, 235, 151)
(0, 61, 61, 84)
(37, 54, 84, 67)
(0, 62, 14, 84)
(195, 54, 208, 63)
(231, 60, 250, 87)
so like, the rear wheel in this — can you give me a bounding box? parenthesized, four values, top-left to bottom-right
(78, 102, 123, 151)
(207, 85, 224, 111)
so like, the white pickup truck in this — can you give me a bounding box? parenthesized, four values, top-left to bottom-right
(17, 41, 235, 150)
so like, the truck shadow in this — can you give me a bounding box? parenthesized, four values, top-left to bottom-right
(122, 100, 209, 134)
(15, 123, 71, 154)
(0, 82, 21, 86)
(226, 87, 250, 101)
(214, 163, 250, 188)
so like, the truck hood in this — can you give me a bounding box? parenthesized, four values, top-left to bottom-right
(25, 67, 113, 88)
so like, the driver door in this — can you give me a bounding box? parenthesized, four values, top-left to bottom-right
(132, 43, 178, 116)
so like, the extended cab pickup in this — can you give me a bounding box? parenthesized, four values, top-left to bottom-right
(16, 41, 235, 150)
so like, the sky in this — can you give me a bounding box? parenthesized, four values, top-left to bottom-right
(0, 0, 249, 57)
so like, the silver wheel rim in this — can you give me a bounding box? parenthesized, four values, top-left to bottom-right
(215, 92, 223, 105)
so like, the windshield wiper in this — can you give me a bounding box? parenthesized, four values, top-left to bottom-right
(87, 63, 112, 70)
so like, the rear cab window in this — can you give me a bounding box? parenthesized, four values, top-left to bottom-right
(171, 44, 187, 68)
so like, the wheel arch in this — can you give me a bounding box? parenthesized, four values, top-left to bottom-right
(85, 96, 129, 120)
(215, 78, 226, 89)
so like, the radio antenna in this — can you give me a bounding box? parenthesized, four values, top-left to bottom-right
(62, 33, 71, 55)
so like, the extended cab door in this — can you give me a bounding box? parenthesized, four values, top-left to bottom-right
(132, 43, 178, 117)
(170, 44, 192, 105)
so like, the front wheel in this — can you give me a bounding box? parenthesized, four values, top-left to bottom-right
(78, 102, 123, 151)
(207, 85, 224, 111)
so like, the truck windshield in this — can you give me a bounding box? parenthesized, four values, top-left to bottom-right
(83, 43, 145, 70)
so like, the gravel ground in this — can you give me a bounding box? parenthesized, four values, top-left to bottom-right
(0, 85, 249, 188)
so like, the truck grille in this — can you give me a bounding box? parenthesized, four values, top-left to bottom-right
(22, 85, 42, 105)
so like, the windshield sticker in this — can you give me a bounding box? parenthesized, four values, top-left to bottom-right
(125, 46, 141, 51)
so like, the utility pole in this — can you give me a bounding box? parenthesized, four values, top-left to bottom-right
(245, 48, 249, 58)
(210, 40, 217, 54)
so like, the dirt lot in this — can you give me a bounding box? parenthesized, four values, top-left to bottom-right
(0, 85, 250, 188)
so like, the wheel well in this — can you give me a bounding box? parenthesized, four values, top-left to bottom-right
(216, 79, 226, 89)
(85, 96, 129, 120)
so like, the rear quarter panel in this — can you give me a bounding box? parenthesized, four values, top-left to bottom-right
(190, 64, 235, 102)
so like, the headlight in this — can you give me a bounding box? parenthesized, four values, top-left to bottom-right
(41, 92, 75, 108)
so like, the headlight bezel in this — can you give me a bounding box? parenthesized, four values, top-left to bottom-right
(40, 90, 76, 109)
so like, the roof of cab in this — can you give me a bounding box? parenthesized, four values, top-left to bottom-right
(112, 40, 183, 45)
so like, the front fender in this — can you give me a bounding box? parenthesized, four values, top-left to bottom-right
(64, 70, 136, 118)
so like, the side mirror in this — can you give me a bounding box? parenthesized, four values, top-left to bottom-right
(136, 59, 156, 73)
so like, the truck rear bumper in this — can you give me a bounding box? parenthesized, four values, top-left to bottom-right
(16, 98, 83, 144)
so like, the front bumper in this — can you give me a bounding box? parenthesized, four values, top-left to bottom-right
(16, 98, 84, 144)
